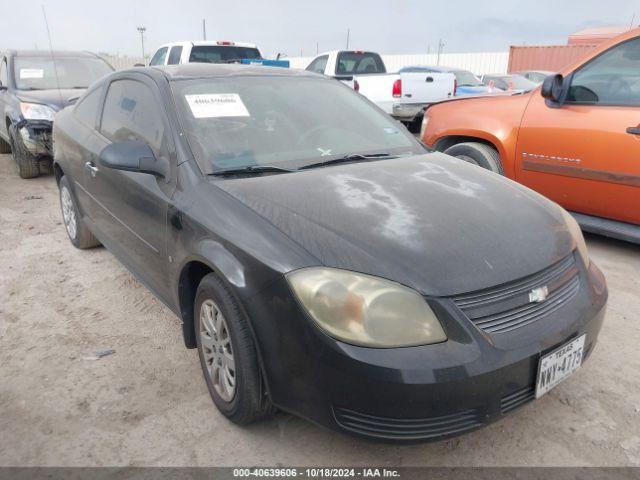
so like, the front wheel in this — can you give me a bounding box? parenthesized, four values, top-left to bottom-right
(195, 273, 270, 425)
(59, 175, 101, 249)
(443, 142, 503, 174)
(9, 124, 40, 179)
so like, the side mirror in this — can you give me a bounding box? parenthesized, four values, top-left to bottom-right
(541, 73, 564, 103)
(99, 140, 168, 178)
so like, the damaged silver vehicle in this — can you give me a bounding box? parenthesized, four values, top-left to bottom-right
(0, 50, 113, 178)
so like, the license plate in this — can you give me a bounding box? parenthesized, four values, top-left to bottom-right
(535, 335, 586, 398)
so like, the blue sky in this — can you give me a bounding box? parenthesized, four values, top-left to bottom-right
(1, 0, 637, 57)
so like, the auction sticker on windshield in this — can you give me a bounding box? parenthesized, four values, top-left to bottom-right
(20, 68, 44, 79)
(185, 93, 250, 118)
(535, 334, 585, 398)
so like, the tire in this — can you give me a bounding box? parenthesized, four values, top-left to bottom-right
(8, 123, 40, 179)
(59, 175, 101, 249)
(195, 273, 270, 425)
(0, 134, 11, 154)
(443, 142, 503, 174)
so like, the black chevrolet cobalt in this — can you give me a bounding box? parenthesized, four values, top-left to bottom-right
(52, 64, 607, 442)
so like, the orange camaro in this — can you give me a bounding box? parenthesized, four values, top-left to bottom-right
(421, 28, 640, 243)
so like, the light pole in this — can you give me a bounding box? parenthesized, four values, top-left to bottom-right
(137, 26, 146, 60)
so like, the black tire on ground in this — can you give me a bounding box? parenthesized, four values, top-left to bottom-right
(0, 134, 11, 154)
(195, 273, 270, 425)
(443, 142, 503, 174)
(8, 123, 40, 179)
(58, 175, 101, 249)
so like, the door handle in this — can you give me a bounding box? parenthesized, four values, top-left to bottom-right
(626, 126, 640, 135)
(85, 161, 99, 177)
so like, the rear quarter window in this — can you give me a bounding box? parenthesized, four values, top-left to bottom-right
(336, 52, 386, 75)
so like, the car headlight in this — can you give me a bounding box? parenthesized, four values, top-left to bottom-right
(287, 267, 447, 348)
(20, 102, 56, 121)
(561, 208, 590, 267)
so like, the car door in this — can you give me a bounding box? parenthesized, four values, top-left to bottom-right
(0, 55, 9, 141)
(85, 74, 176, 299)
(62, 85, 104, 214)
(515, 36, 640, 225)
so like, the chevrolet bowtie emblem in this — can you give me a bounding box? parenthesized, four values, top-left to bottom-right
(529, 286, 549, 303)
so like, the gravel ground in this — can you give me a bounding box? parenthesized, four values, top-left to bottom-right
(1, 153, 639, 467)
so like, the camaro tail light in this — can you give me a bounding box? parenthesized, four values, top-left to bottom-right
(392, 79, 402, 98)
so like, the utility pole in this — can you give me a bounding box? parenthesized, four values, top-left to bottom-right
(631, 13, 636, 28)
(346, 28, 350, 49)
(316, 42, 319, 55)
(202, 19, 207, 40)
(436, 38, 444, 65)
(137, 26, 146, 60)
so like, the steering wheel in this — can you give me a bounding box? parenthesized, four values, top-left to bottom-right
(608, 77, 632, 102)
(296, 125, 336, 147)
(261, 109, 297, 135)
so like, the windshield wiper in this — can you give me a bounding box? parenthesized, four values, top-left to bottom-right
(209, 165, 296, 176)
(299, 153, 398, 170)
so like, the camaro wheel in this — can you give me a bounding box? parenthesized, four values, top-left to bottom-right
(195, 273, 270, 425)
(444, 142, 503, 174)
(58, 175, 101, 249)
(8, 123, 40, 179)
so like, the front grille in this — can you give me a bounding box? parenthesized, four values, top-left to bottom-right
(333, 406, 483, 441)
(451, 253, 580, 334)
(501, 385, 535, 414)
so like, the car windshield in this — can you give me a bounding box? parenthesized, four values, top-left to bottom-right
(504, 75, 537, 91)
(189, 46, 262, 64)
(171, 75, 422, 174)
(453, 70, 484, 87)
(13, 56, 113, 90)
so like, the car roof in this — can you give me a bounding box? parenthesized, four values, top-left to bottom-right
(137, 63, 315, 80)
(157, 41, 258, 49)
(6, 49, 101, 58)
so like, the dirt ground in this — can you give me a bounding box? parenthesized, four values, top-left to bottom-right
(0, 152, 639, 467)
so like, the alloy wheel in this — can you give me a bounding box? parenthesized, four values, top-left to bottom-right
(200, 299, 236, 402)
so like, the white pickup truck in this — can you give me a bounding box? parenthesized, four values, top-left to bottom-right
(305, 50, 455, 127)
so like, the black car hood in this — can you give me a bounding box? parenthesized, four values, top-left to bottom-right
(16, 88, 85, 110)
(216, 153, 574, 296)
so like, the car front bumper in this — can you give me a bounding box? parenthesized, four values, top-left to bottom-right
(245, 259, 607, 442)
(391, 103, 428, 122)
(16, 120, 53, 157)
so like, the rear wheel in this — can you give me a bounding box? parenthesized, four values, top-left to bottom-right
(59, 175, 101, 249)
(8, 124, 40, 179)
(195, 273, 270, 425)
(443, 142, 503, 174)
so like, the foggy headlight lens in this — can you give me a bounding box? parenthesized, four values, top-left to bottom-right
(287, 268, 447, 348)
(561, 209, 590, 267)
(20, 102, 56, 121)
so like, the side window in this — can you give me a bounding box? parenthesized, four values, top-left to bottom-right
(167, 46, 183, 65)
(0, 58, 8, 87)
(567, 37, 640, 106)
(305, 55, 328, 74)
(100, 79, 167, 156)
(73, 86, 103, 128)
(149, 47, 168, 66)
